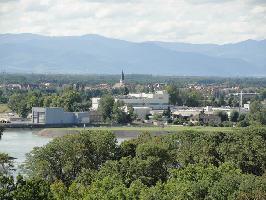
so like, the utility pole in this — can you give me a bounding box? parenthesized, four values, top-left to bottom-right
(239, 90, 243, 112)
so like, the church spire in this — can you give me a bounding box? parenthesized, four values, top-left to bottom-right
(121, 70, 124, 81)
(120, 70, 125, 85)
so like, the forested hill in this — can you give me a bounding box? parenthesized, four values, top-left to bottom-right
(0, 33, 265, 76)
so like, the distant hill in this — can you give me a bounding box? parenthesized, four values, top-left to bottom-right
(0, 33, 265, 76)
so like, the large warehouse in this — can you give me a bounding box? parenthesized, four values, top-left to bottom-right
(32, 107, 102, 125)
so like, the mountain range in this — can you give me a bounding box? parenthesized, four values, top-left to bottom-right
(0, 33, 265, 76)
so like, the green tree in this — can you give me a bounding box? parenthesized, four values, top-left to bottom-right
(0, 175, 15, 200)
(111, 101, 128, 124)
(61, 89, 82, 112)
(13, 175, 53, 200)
(0, 153, 15, 175)
(230, 110, 239, 122)
(8, 93, 30, 118)
(23, 130, 117, 185)
(166, 85, 181, 105)
(248, 100, 266, 125)
(215, 111, 229, 122)
(98, 95, 115, 122)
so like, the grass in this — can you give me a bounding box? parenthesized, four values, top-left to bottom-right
(48, 125, 236, 133)
(0, 104, 11, 113)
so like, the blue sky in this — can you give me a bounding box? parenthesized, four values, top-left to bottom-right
(0, 0, 265, 44)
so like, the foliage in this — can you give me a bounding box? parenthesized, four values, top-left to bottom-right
(7, 89, 91, 118)
(230, 110, 239, 122)
(248, 100, 266, 125)
(215, 111, 229, 122)
(98, 95, 115, 121)
(0, 153, 14, 175)
(23, 130, 117, 186)
(0, 175, 53, 200)
(3, 127, 266, 199)
(99, 96, 134, 124)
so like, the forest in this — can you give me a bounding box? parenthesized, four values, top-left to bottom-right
(0, 127, 266, 199)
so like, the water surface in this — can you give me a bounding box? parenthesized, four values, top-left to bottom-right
(0, 129, 51, 171)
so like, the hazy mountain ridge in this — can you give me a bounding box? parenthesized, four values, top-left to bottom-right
(0, 33, 265, 76)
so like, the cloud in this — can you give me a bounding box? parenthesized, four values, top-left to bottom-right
(0, 0, 265, 44)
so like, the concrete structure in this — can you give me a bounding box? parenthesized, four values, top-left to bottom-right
(92, 98, 101, 110)
(32, 107, 102, 125)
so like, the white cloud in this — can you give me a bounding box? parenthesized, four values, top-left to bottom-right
(0, 0, 265, 44)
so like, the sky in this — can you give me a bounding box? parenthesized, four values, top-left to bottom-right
(0, 0, 265, 44)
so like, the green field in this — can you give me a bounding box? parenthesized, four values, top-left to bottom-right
(0, 104, 11, 113)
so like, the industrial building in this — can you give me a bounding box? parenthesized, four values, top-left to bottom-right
(91, 90, 169, 119)
(32, 107, 102, 125)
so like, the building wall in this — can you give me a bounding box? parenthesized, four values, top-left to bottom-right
(44, 108, 74, 124)
(92, 98, 101, 110)
(32, 107, 103, 124)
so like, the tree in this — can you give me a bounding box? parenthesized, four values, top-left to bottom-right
(98, 95, 115, 122)
(184, 91, 202, 107)
(215, 111, 229, 122)
(61, 89, 82, 112)
(23, 130, 117, 185)
(166, 85, 183, 105)
(13, 175, 53, 200)
(230, 110, 239, 122)
(8, 94, 30, 118)
(111, 101, 128, 124)
(123, 87, 129, 95)
(248, 100, 266, 125)
(0, 175, 15, 200)
(0, 153, 15, 175)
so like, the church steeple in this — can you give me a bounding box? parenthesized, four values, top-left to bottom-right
(120, 70, 125, 85)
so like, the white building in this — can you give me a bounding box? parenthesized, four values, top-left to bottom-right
(91, 90, 169, 119)
(116, 90, 169, 110)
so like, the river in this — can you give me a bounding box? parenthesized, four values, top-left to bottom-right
(0, 129, 51, 173)
(0, 129, 127, 174)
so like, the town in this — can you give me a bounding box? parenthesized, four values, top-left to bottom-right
(0, 72, 265, 128)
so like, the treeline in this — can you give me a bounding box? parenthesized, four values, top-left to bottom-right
(1, 127, 266, 199)
(1, 73, 266, 87)
(6, 88, 91, 118)
(166, 85, 266, 107)
(0, 86, 133, 118)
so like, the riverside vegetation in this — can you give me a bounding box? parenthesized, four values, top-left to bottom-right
(0, 127, 266, 200)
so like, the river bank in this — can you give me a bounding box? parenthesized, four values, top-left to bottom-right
(36, 126, 236, 138)
(37, 128, 173, 138)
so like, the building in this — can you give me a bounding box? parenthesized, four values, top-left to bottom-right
(191, 112, 221, 125)
(32, 107, 102, 125)
(91, 90, 169, 119)
(116, 90, 169, 110)
(92, 98, 101, 110)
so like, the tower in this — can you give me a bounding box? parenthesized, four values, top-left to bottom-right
(120, 70, 125, 85)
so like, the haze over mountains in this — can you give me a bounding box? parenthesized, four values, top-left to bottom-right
(0, 33, 265, 76)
